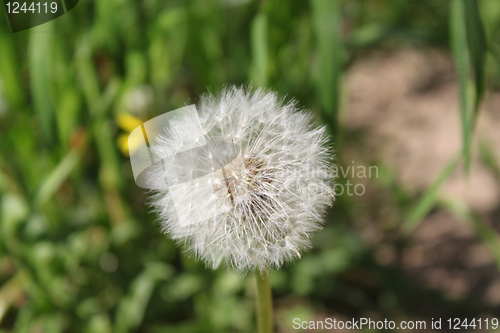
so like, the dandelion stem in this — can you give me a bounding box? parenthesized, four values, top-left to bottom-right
(255, 270, 273, 333)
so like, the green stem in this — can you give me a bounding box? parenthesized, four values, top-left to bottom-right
(255, 270, 273, 333)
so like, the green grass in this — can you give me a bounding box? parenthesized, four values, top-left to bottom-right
(0, 0, 499, 332)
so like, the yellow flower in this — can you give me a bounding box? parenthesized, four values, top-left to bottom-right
(116, 113, 144, 156)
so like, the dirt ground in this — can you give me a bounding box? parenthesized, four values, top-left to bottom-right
(344, 48, 500, 305)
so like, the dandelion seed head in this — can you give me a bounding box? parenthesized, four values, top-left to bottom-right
(147, 86, 335, 272)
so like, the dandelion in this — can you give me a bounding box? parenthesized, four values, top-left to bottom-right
(145, 86, 335, 333)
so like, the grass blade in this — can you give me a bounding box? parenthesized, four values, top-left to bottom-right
(470, 215, 500, 268)
(479, 140, 500, 180)
(28, 23, 56, 142)
(311, 0, 342, 131)
(0, 29, 24, 107)
(463, 0, 487, 114)
(35, 145, 84, 207)
(450, 0, 473, 173)
(404, 152, 461, 233)
(250, 13, 268, 87)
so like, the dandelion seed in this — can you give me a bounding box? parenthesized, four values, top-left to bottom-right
(147, 86, 335, 272)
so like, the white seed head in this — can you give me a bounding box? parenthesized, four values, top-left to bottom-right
(147, 86, 335, 272)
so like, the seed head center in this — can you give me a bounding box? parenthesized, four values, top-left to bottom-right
(214, 154, 273, 209)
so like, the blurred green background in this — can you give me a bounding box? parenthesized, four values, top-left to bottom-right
(1, 0, 500, 332)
